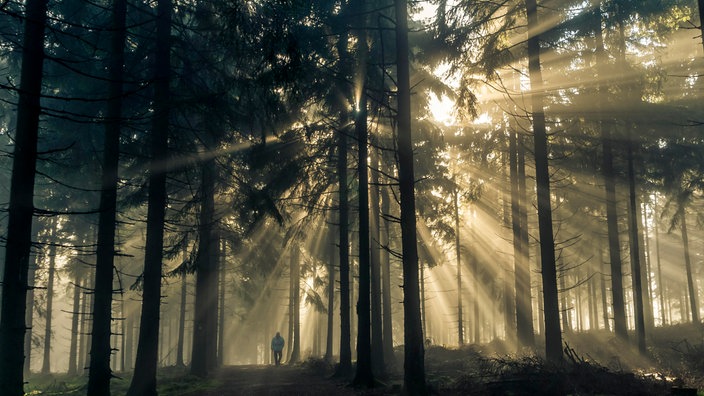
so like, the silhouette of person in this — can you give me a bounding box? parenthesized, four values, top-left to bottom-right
(271, 332, 285, 366)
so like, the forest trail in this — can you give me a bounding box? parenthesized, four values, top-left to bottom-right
(181, 364, 360, 396)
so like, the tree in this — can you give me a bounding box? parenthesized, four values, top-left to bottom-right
(0, 1, 49, 394)
(87, 0, 127, 393)
(126, 0, 172, 393)
(525, 0, 562, 363)
(396, 0, 427, 393)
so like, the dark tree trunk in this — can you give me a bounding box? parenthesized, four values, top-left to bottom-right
(289, 246, 301, 363)
(593, 3, 628, 340)
(126, 0, 171, 393)
(396, 0, 427, 392)
(370, 150, 385, 375)
(335, 29, 353, 378)
(525, 0, 562, 363)
(191, 159, 220, 377)
(176, 247, 187, 367)
(698, 0, 704, 54)
(41, 239, 56, 374)
(680, 207, 699, 323)
(352, 34, 373, 385)
(0, 1, 48, 393)
(380, 178, 396, 368)
(626, 137, 646, 353)
(88, 0, 126, 392)
(24, 254, 38, 376)
(640, 199, 654, 330)
(217, 240, 226, 366)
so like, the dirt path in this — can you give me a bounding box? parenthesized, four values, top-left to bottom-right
(182, 365, 361, 396)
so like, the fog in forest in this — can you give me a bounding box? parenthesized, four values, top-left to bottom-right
(1, 0, 703, 395)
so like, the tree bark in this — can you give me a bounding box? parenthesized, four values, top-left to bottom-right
(370, 149, 385, 375)
(24, 253, 38, 376)
(380, 176, 396, 367)
(516, 134, 534, 346)
(396, 0, 427, 392)
(592, 2, 628, 340)
(626, 133, 646, 353)
(352, 23, 373, 383)
(127, 0, 171, 393)
(0, 1, 48, 393)
(453, 185, 464, 346)
(217, 240, 226, 366)
(41, 236, 57, 374)
(325, 229, 335, 362)
(191, 157, 220, 377)
(88, 0, 126, 392)
(289, 245, 301, 363)
(176, 247, 187, 367)
(525, 0, 562, 362)
(680, 207, 699, 323)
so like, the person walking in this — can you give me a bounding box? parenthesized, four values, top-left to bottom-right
(271, 332, 285, 366)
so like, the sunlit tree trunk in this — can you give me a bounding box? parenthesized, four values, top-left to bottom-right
(525, 0, 562, 362)
(516, 133, 534, 346)
(289, 245, 301, 363)
(41, 236, 57, 374)
(370, 149, 385, 375)
(0, 1, 48, 393)
(453, 185, 464, 346)
(640, 199, 654, 330)
(396, 0, 427, 392)
(23, 253, 38, 376)
(127, 0, 171, 393)
(679, 206, 699, 323)
(653, 197, 666, 326)
(88, 0, 126, 392)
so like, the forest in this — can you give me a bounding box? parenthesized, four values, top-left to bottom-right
(0, 0, 703, 395)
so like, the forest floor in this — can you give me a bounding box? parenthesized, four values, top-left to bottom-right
(24, 323, 704, 395)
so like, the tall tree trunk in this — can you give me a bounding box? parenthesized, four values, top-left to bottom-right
(127, 0, 171, 393)
(191, 158, 220, 377)
(41, 238, 57, 374)
(176, 250, 187, 367)
(525, 0, 562, 362)
(0, 1, 48, 393)
(680, 207, 699, 323)
(289, 245, 301, 363)
(653, 198, 666, 326)
(335, 30, 353, 379)
(88, 0, 126, 392)
(640, 199, 654, 330)
(517, 134, 534, 345)
(370, 150, 385, 375)
(698, 0, 704, 54)
(67, 275, 81, 375)
(593, 2, 628, 340)
(626, 133, 646, 353)
(453, 185, 464, 346)
(24, 253, 38, 376)
(325, 229, 335, 362)
(396, 0, 427, 392)
(353, 21, 373, 383)
(380, 179, 395, 367)
(217, 240, 226, 366)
